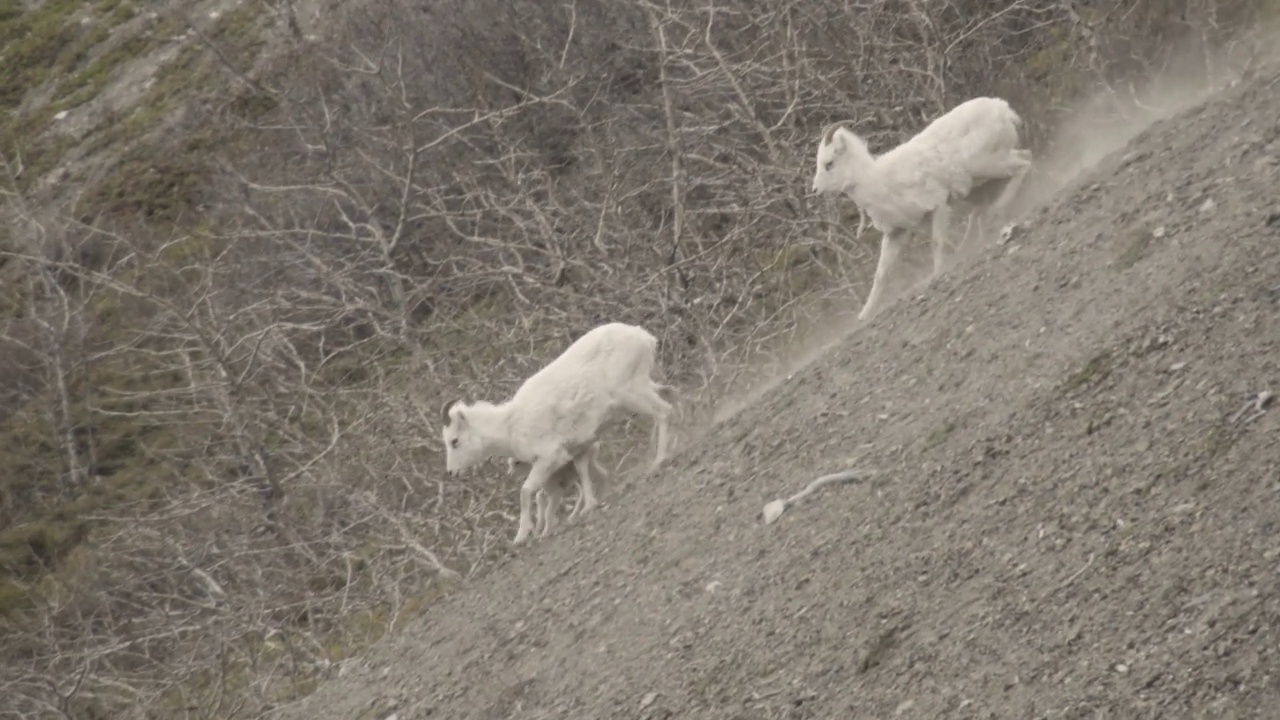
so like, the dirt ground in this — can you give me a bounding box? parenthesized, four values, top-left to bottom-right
(269, 64, 1280, 720)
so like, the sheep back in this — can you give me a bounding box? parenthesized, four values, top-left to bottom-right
(865, 97, 1024, 229)
(506, 323, 659, 448)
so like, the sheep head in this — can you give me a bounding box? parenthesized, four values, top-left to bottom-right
(811, 122, 865, 197)
(440, 398, 481, 475)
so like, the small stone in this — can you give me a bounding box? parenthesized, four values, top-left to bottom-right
(1116, 663, 1129, 673)
(640, 692, 659, 708)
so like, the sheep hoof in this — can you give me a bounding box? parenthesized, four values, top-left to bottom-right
(513, 527, 533, 545)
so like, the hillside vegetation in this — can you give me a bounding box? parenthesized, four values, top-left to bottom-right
(0, 0, 1276, 717)
(273, 59, 1280, 718)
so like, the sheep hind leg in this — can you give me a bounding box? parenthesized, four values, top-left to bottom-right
(962, 201, 990, 249)
(929, 204, 953, 278)
(618, 385, 674, 469)
(570, 450, 610, 523)
(960, 208, 979, 251)
(536, 484, 560, 538)
(859, 230, 903, 321)
(570, 445, 602, 517)
(534, 489, 548, 536)
(515, 456, 566, 545)
(566, 482, 585, 522)
(989, 152, 1033, 227)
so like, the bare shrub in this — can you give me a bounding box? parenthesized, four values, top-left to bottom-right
(2, 0, 1275, 717)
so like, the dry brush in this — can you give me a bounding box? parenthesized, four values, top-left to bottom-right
(1, 0, 1273, 717)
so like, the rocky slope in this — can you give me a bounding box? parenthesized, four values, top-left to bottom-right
(267, 60, 1280, 720)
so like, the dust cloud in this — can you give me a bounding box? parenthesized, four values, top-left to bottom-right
(696, 35, 1265, 444)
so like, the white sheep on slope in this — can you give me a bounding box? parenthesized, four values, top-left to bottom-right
(441, 322, 675, 545)
(811, 96, 1033, 320)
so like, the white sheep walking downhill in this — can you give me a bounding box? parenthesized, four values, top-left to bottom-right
(441, 322, 676, 545)
(811, 96, 1033, 320)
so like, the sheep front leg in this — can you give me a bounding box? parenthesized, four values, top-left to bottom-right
(515, 458, 560, 545)
(858, 230, 903, 321)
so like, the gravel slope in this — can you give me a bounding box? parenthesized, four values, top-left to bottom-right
(270, 64, 1280, 720)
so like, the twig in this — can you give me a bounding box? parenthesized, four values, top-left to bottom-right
(762, 468, 874, 524)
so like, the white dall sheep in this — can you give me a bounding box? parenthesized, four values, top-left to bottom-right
(811, 96, 1033, 320)
(441, 322, 675, 545)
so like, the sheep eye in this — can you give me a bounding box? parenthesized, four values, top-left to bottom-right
(449, 438, 459, 449)
(824, 160, 834, 171)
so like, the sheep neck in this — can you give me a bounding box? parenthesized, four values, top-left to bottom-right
(840, 138, 879, 201)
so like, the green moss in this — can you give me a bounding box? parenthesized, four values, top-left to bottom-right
(1199, 425, 1239, 461)
(208, 2, 267, 66)
(0, 346, 196, 612)
(923, 420, 956, 451)
(0, 107, 79, 191)
(0, 0, 22, 24)
(82, 100, 173, 160)
(753, 244, 815, 273)
(1026, 30, 1072, 80)
(0, 578, 28, 618)
(95, 0, 135, 22)
(78, 155, 206, 223)
(229, 92, 278, 122)
(0, 0, 104, 106)
(1115, 228, 1153, 270)
(57, 32, 159, 107)
(859, 624, 905, 673)
(152, 41, 209, 100)
(0, 0, 161, 190)
(1061, 350, 1114, 394)
(0, 521, 90, 581)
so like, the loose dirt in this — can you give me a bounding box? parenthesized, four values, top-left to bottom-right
(270, 63, 1280, 720)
